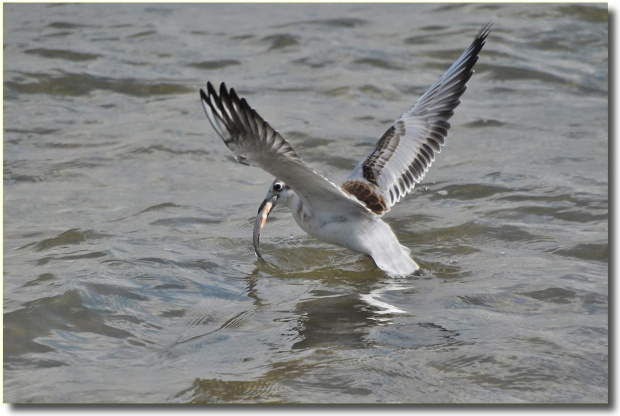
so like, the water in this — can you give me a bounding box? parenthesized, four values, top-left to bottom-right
(3, 3, 608, 404)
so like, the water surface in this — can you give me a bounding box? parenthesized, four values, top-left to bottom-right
(4, 3, 608, 403)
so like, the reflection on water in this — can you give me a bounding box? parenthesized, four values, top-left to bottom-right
(4, 3, 607, 404)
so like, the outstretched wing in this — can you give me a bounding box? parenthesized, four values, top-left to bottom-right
(200, 82, 371, 215)
(343, 23, 491, 216)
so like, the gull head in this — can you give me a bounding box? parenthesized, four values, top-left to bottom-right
(253, 179, 292, 260)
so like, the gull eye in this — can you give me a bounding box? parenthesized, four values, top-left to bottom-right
(273, 182, 283, 192)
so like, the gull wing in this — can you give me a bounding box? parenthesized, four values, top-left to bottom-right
(343, 23, 491, 216)
(200, 82, 371, 216)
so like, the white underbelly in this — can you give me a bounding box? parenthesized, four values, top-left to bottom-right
(287, 195, 420, 277)
(288, 195, 388, 254)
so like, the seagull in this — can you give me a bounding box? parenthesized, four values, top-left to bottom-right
(199, 23, 490, 277)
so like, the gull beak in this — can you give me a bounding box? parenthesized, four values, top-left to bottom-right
(253, 194, 279, 260)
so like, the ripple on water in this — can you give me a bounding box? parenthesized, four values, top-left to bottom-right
(486, 205, 607, 225)
(425, 352, 571, 394)
(292, 56, 334, 69)
(110, 202, 223, 223)
(370, 322, 462, 349)
(36, 250, 109, 266)
(463, 119, 507, 128)
(5, 72, 194, 97)
(126, 30, 158, 39)
(4, 289, 135, 362)
(547, 243, 608, 263)
(187, 59, 241, 70)
(274, 17, 368, 29)
(557, 4, 608, 22)
(484, 63, 569, 84)
(23, 48, 101, 61)
(414, 220, 547, 246)
(117, 144, 211, 160)
(181, 377, 282, 404)
(150, 217, 222, 227)
(353, 58, 404, 71)
(452, 292, 540, 314)
(403, 34, 443, 46)
(430, 183, 511, 201)
(518, 287, 577, 305)
(261, 34, 299, 50)
(19, 228, 110, 252)
(452, 284, 606, 316)
(46, 21, 92, 29)
(20, 273, 56, 288)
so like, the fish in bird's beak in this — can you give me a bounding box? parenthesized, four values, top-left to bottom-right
(253, 194, 279, 260)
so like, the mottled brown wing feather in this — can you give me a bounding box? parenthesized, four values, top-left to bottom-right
(341, 180, 389, 215)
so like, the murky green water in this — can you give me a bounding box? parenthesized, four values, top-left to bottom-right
(4, 3, 608, 404)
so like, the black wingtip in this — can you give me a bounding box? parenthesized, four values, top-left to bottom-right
(206, 80, 218, 98)
(199, 87, 208, 102)
(476, 21, 493, 42)
(462, 22, 492, 67)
